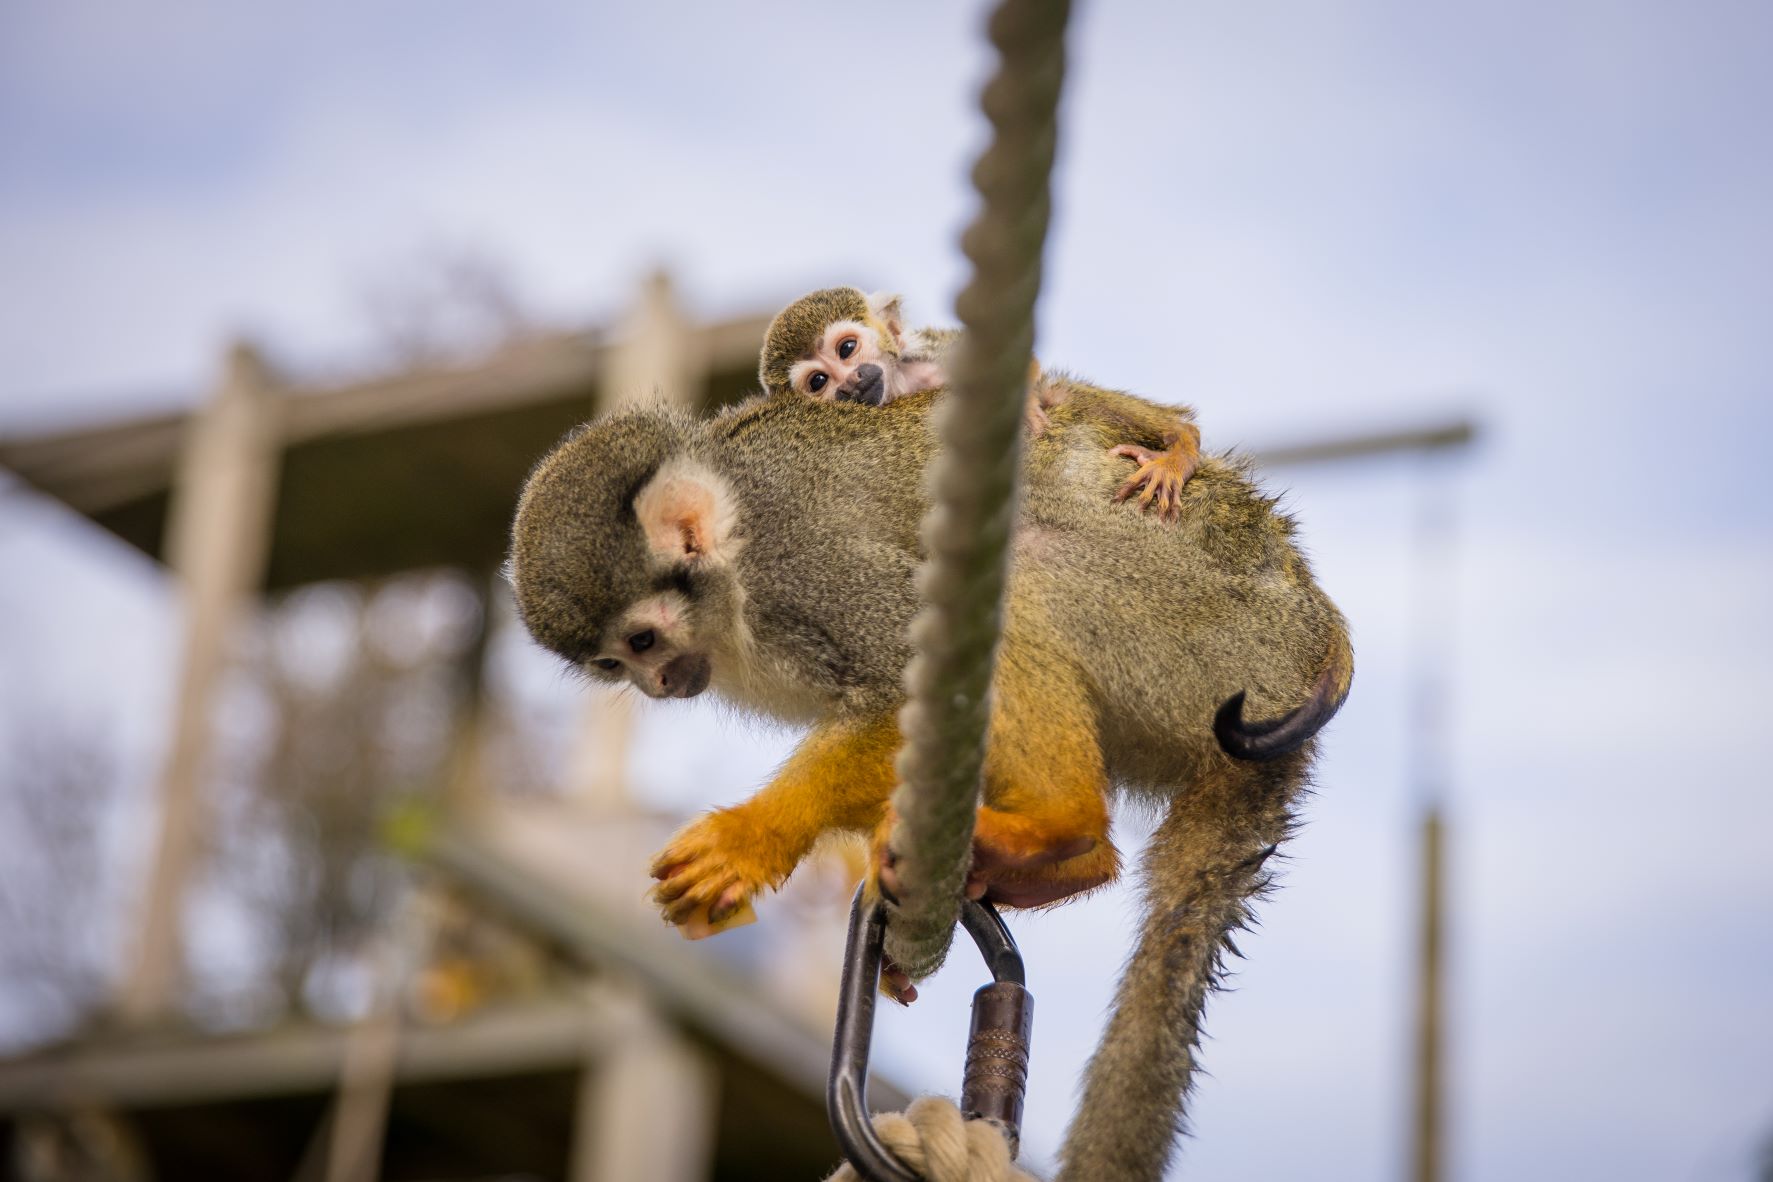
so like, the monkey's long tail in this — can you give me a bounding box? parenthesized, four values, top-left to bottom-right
(1055, 758, 1303, 1182)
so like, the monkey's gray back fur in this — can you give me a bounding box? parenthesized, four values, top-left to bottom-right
(1016, 397, 1346, 794)
(515, 387, 1343, 785)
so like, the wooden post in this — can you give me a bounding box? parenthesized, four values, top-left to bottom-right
(601, 268, 697, 412)
(320, 991, 400, 1182)
(440, 578, 497, 817)
(565, 270, 704, 812)
(1410, 807, 1445, 1182)
(117, 341, 282, 1025)
(317, 887, 435, 1182)
(1406, 453, 1459, 1182)
(570, 987, 718, 1182)
(563, 687, 638, 813)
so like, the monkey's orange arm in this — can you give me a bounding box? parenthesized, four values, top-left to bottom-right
(648, 712, 901, 937)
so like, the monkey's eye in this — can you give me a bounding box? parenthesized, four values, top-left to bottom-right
(807, 372, 829, 393)
(628, 629, 655, 654)
(837, 336, 859, 360)
(592, 657, 621, 671)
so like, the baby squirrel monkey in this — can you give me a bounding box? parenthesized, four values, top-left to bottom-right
(759, 286, 1205, 517)
(509, 383, 1351, 1181)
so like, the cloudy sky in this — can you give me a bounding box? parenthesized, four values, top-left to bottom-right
(3, 2, 1771, 1178)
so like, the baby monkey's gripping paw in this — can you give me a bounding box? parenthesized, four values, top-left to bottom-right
(1112, 423, 1203, 522)
(648, 811, 783, 940)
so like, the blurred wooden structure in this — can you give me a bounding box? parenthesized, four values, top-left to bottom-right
(0, 822, 906, 1180)
(0, 272, 904, 1181)
(0, 263, 1481, 1179)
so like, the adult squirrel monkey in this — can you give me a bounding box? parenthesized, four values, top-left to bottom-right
(760, 286, 1204, 517)
(509, 381, 1351, 1180)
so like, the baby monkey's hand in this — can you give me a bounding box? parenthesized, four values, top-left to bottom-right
(1112, 422, 1202, 521)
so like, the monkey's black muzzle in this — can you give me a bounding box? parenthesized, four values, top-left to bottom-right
(837, 364, 887, 407)
(659, 653, 712, 699)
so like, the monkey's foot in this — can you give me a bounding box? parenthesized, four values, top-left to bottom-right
(1111, 427, 1202, 521)
(969, 806, 1112, 907)
(874, 807, 1102, 911)
(648, 810, 783, 939)
(868, 815, 1109, 1000)
(975, 840, 1120, 909)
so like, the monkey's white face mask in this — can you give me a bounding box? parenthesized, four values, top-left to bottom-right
(577, 457, 743, 700)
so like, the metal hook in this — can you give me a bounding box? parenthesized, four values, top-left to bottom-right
(827, 887, 1035, 1181)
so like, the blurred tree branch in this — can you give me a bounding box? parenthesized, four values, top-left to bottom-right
(0, 721, 112, 1049)
(197, 571, 486, 1021)
(358, 245, 532, 370)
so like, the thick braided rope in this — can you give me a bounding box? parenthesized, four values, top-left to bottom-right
(884, 0, 1072, 981)
(826, 1097, 1038, 1182)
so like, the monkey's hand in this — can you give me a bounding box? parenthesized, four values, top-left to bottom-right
(880, 954, 920, 1006)
(1111, 422, 1202, 521)
(649, 809, 788, 939)
(862, 813, 926, 1004)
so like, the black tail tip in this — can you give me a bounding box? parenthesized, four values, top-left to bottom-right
(1215, 637, 1352, 761)
(1214, 690, 1318, 761)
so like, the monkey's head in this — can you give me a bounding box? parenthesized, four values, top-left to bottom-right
(758, 286, 908, 407)
(508, 408, 745, 702)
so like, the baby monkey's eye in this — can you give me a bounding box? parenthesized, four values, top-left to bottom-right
(592, 657, 621, 671)
(837, 336, 859, 360)
(628, 629, 655, 653)
(807, 372, 829, 393)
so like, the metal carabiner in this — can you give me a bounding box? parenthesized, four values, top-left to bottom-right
(827, 886, 1035, 1181)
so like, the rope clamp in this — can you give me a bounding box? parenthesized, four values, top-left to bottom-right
(827, 887, 1035, 1181)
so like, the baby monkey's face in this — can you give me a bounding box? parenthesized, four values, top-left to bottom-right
(788, 319, 896, 406)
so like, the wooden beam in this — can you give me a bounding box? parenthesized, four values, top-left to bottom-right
(0, 995, 616, 1111)
(1253, 418, 1478, 468)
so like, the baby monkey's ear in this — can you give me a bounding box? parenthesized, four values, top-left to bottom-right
(866, 291, 907, 344)
(633, 458, 739, 566)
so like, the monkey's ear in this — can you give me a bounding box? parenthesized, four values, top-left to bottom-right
(866, 291, 907, 343)
(633, 458, 738, 566)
